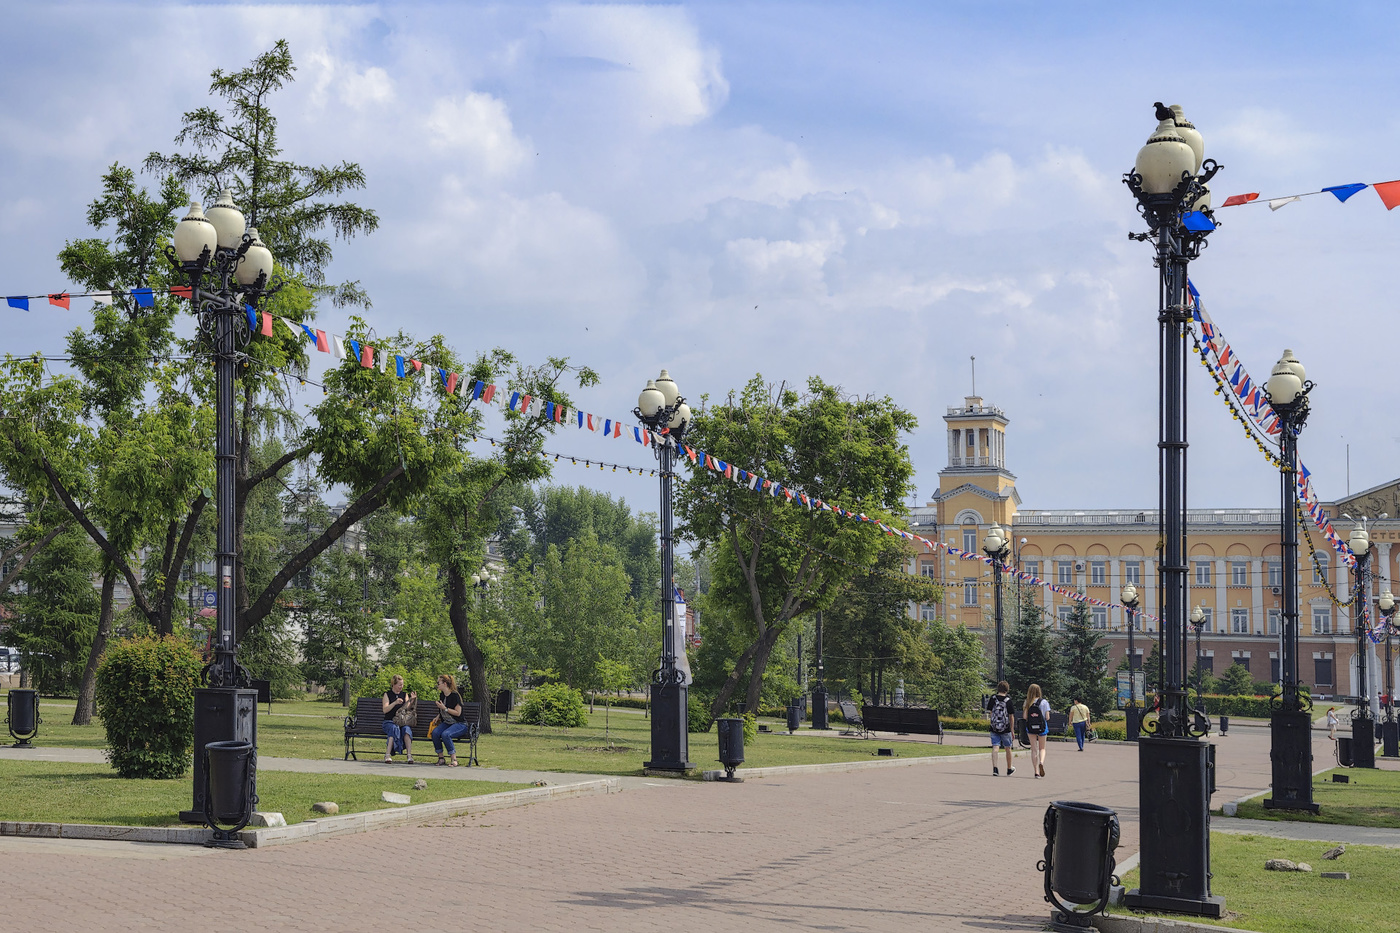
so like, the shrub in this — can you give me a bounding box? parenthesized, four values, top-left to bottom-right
(1092, 721, 1126, 742)
(516, 683, 588, 727)
(95, 636, 203, 779)
(360, 666, 436, 702)
(688, 695, 713, 733)
(742, 712, 757, 744)
(941, 715, 988, 732)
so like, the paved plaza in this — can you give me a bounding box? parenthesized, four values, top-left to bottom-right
(3, 726, 1343, 932)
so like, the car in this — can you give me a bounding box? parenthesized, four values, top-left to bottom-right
(0, 647, 20, 674)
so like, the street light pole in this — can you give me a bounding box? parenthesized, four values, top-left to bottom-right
(982, 523, 1011, 684)
(168, 193, 277, 826)
(1261, 350, 1319, 811)
(635, 371, 692, 772)
(1122, 103, 1225, 919)
(1378, 592, 1398, 757)
(1122, 584, 1141, 741)
(811, 609, 828, 730)
(1348, 521, 1376, 769)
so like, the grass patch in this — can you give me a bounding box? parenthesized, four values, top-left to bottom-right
(7, 691, 977, 776)
(1114, 833, 1400, 933)
(1233, 768, 1400, 829)
(0, 759, 524, 827)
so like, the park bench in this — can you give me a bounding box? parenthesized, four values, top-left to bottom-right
(344, 696, 482, 766)
(837, 699, 872, 738)
(861, 705, 944, 743)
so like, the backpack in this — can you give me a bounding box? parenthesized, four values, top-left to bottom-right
(988, 695, 1011, 733)
(1026, 701, 1046, 732)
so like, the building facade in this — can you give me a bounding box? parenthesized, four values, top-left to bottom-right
(914, 395, 1394, 702)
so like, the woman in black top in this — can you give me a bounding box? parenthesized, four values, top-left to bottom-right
(381, 674, 416, 763)
(431, 673, 468, 766)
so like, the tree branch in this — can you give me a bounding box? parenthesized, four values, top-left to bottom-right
(0, 523, 68, 593)
(158, 492, 209, 634)
(244, 442, 312, 492)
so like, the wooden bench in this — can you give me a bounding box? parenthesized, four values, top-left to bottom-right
(344, 697, 482, 766)
(861, 705, 943, 743)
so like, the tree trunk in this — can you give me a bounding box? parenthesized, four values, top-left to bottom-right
(446, 565, 492, 734)
(743, 624, 788, 714)
(708, 639, 760, 719)
(73, 569, 116, 725)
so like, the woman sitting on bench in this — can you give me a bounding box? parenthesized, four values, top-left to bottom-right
(382, 674, 417, 763)
(432, 674, 468, 767)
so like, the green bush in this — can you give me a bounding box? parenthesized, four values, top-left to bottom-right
(516, 683, 588, 727)
(941, 715, 988, 732)
(1199, 694, 1274, 717)
(1092, 721, 1126, 741)
(688, 696, 713, 733)
(742, 712, 757, 744)
(95, 636, 203, 779)
(359, 666, 435, 702)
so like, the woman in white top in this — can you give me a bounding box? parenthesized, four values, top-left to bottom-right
(1024, 683, 1052, 778)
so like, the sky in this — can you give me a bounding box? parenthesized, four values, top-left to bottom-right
(3, 2, 1400, 517)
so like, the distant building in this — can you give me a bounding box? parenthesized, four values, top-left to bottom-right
(914, 395, 1390, 701)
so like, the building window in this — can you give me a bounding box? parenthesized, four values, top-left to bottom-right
(1194, 561, 1212, 586)
(1267, 562, 1282, 587)
(1090, 562, 1106, 586)
(1195, 607, 1213, 632)
(1232, 653, 1250, 674)
(963, 578, 978, 606)
(1231, 608, 1250, 634)
(1271, 656, 1281, 682)
(1057, 606, 1072, 628)
(1231, 562, 1249, 586)
(1267, 609, 1281, 636)
(920, 605, 937, 622)
(1128, 651, 1142, 671)
(1313, 607, 1332, 634)
(1023, 559, 1041, 579)
(1196, 653, 1215, 676)
(1091, 606, 1108, 629)
(920, 563, 937, 579)
(1058, 561, 1074, 585)
(1124, 561, 1142, 585)
(963, 527, 978, 553)
(1315, 657, 1334, 686)
(1314, 553, 1329, 585)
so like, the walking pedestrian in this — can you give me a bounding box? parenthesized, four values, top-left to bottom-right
(1069, 696, 1091, 752)
(1327, 707, 1338, 742)
(1025, 684, 1051, 777)
(987, 681, 1016, 776)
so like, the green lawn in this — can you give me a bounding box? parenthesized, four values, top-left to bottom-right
(1232, 768, 1400, 829)
(8, 692, 977, 775)
(0, 759, 524, 827)
(1114, 833, 1400, 933)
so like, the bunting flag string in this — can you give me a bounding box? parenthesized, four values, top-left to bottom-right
(1218, 178, 1400, 212)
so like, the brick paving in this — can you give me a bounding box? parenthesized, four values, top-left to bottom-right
(1, 729, 1279, 932)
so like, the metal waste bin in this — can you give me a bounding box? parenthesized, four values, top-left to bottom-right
(7, 688, 39, 747)
(1040, 800, 1120, 928)
(1219, 715, 1229, 734)
(204, 740, 256, 848)
(717, 717, 745, 781)
(1337, 735, 1354, 767)
(786, 702, 801, 733)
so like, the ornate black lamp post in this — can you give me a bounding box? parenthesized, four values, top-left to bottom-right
(1122, 103, 1225, 919)
(811, 609, 828, 730)
(1378, 591, 1398, 757)
(982, 523, 1011, 683)
(1122, 583, 1141, 740)
(635, 370, 692, 771)
(1262, 350, 1319, 811)
(1189, 604, 1207, 710)
(169, 192, 277, 826)
(1347, 521, 1376, 769)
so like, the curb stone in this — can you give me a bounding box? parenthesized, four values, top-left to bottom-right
(1095, 915, 1249, 933)
(0, 778, 619, 848)
(702, 750, 980, 781)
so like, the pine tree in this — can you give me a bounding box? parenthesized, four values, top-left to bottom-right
(1058, 600, 1116, 717)
(1004, 595, 1065, 708)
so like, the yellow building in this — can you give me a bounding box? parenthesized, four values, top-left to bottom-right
(913, 395, 1392, 702)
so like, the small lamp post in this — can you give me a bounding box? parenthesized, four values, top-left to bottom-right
(982, 523, 1011, 684)
(1122, 583, 1141, 740)
(635, 369, 692, 771)
(811, 609, 828, 730)
(1378, 591, 1398, 757)
(1189, 604, 1208, 711)
(1348, 520, 1376, 769)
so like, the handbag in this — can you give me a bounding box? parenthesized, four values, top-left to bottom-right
(392, 697, 416, 728)
(426, 714, 441, 736)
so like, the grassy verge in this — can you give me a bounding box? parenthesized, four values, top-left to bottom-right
(1113, 833, 1400, 933)
(6, 691, 977, 775)
(1232, 768, 1400, 829)
(0, 759, 525, 827)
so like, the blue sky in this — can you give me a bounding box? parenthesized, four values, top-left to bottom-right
(3, 2, 1400, 515)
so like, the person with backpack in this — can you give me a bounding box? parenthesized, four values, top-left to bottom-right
(1025, 683, 1051, 777)
(987, 681, 1016, 776)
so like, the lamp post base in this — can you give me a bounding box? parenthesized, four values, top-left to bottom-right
(811, 686, 828, 730)
(1351, 717, 1377, 770)
(1125, 736, 1222, 918)
(180, 688, 258, 823)
(1263, 708, 1318, 812)
(1380, 720, 1399, 758)
(643, 681, 691, 772)
(1125, 706, 1141, 741)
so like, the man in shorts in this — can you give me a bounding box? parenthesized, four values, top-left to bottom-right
(988, 680, 1016, 776)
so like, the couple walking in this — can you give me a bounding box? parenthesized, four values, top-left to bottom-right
(987, 681, 1093, 777)
(381, 673, 473, 766)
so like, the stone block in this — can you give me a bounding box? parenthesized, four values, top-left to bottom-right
(381, 791, 411, 805)
(1321, 871, 1349, 879)
(311, 801, 339, 815)
(249, 812, 286, 828)
(1222, 801, 1238, 816)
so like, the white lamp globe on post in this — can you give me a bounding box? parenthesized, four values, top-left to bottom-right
(1169, 104, 1205, 175)
(1134, 111, 1196, 195)
(173, 201, 218, 270)
(1266, 351, 1304, 406)
(1350, 522, 1371, 558)
(234, 228, 274, 290)
(204, 188, 246, 252)
(654, 369, 679, 408)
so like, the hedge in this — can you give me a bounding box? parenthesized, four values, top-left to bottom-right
(95, 636, 203, 779)
(517, 683, 588, 727)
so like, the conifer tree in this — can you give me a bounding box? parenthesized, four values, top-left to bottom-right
(1004, 594, 1065, 708)
(1057, 600, 1115, 716)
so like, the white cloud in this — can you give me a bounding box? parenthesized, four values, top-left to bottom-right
(424, 93, 529, 177)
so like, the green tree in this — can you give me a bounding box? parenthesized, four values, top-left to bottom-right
(508, 485, 659, 601)
(7, 524, 100, 696)
(1004, 595, 1065, 708)
(1057, 600, 1115, 717)
(385, 559, 458, 674)
(677, 375, 917, 718)
(924, 618, 988, 715)
(299, 547, 382, 703)
(1217, 662, 1254, 696)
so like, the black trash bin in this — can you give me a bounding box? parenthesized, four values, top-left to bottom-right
(1337, 735, 1354, 767)
(1219, 715, 1229, 734)
(205, 739, 255, 847)
(1040, 800, 1120, 927)
(7, 688, 39, 747)
(717, 717, 745, 781)
(786, 703, 801, 733)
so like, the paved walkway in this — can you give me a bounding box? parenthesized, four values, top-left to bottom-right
(1214, 816, 1400, 847)
(0, 726, 1287, 932)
